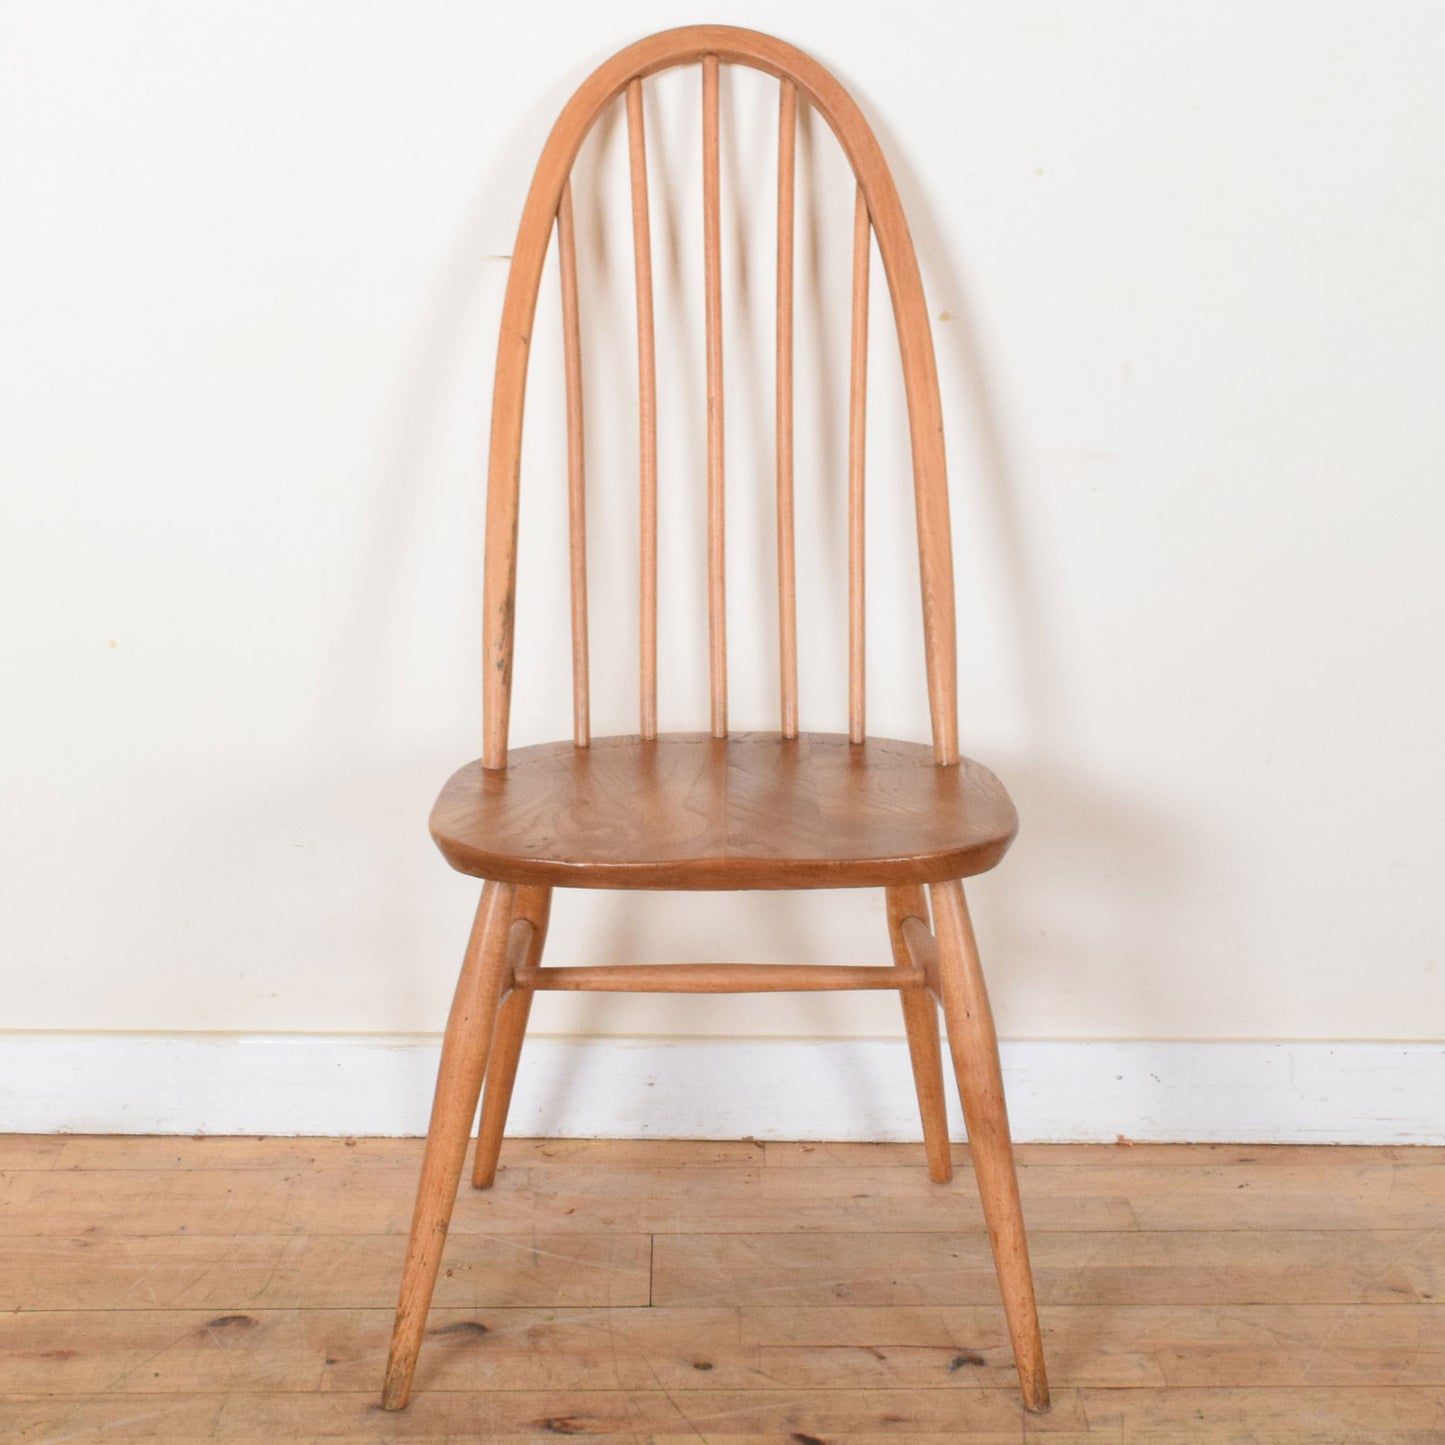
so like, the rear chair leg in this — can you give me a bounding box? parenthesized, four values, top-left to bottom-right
(472, 884, 552, 1188)
(929, 878, 1050, 1414)
(382, 880, 517, 1411)
(885, 884, 953, 1183)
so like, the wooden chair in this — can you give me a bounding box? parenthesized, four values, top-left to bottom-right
(383, 24, 1050, 1416)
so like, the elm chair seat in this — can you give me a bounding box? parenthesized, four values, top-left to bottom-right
(431, 733, 1018, 891)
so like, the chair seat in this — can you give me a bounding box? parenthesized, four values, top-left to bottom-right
(430, 732, 1017, 890)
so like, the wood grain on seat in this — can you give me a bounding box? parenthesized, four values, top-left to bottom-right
(430, 733, 1017, 891)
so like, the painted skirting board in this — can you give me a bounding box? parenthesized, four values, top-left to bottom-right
(1, 1034, 1439, 1143)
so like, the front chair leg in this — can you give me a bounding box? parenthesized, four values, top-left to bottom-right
(382, 880, 517, 1411)
(885, 885, 953, 1183)
(472, 884, 552, 1188)
(929, 878, 1050, 1414)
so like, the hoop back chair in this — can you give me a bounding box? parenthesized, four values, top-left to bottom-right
(384, 25, 1050, 1416)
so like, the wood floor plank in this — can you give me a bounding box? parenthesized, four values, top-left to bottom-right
(499, 1138, 766, 1170)
(3, 1387, 1444, 1441)
(0, 1135, 65, 1170)
(1109, 1160, 1445, 1231)
(748, 1302, 1445, 1389)
(6, 1158, 1441, 1236)
(7, 1134, 1439, 1173)
(0, 1164, 1129, 1237)
(2, 1232, 650, 1311)
(765, 1139, 1445, 1168)
(653, 1227, 1443, 1307)
(0, 1136, 763, 1174)
(1066, 1385, 1445, 1442)
(5, 1304, 1443, 1394)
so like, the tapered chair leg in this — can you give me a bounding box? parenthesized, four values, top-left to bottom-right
(929, 878, 1049, 1414)
(472, 884, 552, 1188)
(885, 884, 953, 1183)
(382, 880, 517, 1411)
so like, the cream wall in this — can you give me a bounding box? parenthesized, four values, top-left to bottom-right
(3, 1, 1442, 1058)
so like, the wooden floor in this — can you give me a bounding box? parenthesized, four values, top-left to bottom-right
(1, 1137, 1442, 1442)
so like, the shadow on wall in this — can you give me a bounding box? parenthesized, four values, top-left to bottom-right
(843, 97, 1193, 1033)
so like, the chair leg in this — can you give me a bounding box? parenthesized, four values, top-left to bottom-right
(885, 884, 953, 1183)
(929, 878, 1050, 1414)
(382, 880, 517, 1411)
(472, 884, 552, 1189)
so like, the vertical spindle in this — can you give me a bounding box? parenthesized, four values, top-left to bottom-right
(557, 182, 589, 747)
(627, 78, 659, 740)
(703, 54, 727, 737)
(848, 184, 870, 744)
(776, 79, 798, 739)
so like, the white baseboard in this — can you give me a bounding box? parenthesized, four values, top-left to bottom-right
(0, 1033, 1439, 1144)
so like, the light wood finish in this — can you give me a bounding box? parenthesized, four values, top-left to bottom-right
(703, 52, 727, 738)
(849, 182, 870, 744)
(0, 1231, 653, 1311)
(472, 884, 552, 1189)
(557, 182, 589, 748)
(930, 879, 1049, 1413)
(651, 1225, 1445, 1309)
(479, 26, 959, 766)
(626, 78, 659, 740)
(887, 884, 952, 1183)
(14, 1301, 1445, 1395)
(7, 1387, 1444, 1442)
(410, 23, 1042, 1420)
(902, 909, 943, 995)
(381, 881, 517, 1409)
(9, 1130, 1439, 1172)
(775, 77, 798, 738)
(14, 1143, 1442, 1236)
(6, 1137, 1444, 1441)
(431, 734, 1017, 890)
(516, 961, 923, 993)
(7, 1387, 1441, 1442)
(12, 1214, 1443, 1313)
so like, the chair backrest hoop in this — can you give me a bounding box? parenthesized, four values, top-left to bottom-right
(481, 24, 959, 768)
